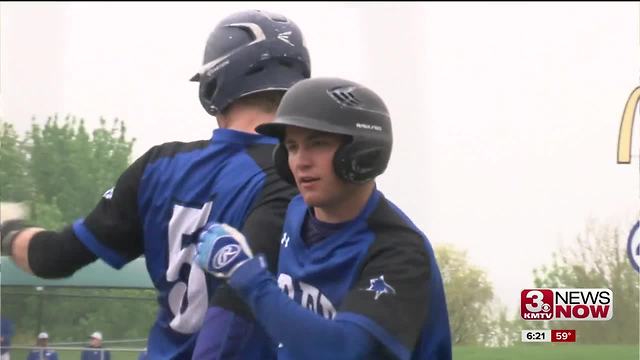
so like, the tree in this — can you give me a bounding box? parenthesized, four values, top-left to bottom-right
(436, 245, 495, 345)
(1, 286, 156, 345)
(1, 115, 152, 344)
(0, 121, 32, 201)
(533, 220, 639, 344)
(22, 114, 135, 227)
(482, 305, 546, 347)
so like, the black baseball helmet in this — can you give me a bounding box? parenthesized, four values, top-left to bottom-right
(256, 77, 392, 184)
(191, 10, 311, 116)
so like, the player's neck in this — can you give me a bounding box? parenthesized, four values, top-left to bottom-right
(314, 182, 375, 223)
(216, 107, 275, 133)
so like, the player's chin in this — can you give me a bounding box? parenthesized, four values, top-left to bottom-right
(299, 190, 325, 207)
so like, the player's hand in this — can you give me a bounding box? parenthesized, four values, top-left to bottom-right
(1, 219, 28, 256)
(194, 223, 253, 279)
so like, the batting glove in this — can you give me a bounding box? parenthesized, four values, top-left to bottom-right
(1, 219, 29, 256)
(194, 223, 253, 279)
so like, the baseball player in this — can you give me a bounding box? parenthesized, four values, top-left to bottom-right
(1, 317, 14, 360)
(195, 77, 452, 359)
(80, 332, 110, 360)
(26, 333, 58, 360)
(1, 10, 310, 359)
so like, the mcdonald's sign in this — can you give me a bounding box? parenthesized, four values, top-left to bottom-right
(618, 86, 639, 164)
(619, 86, 640, 272)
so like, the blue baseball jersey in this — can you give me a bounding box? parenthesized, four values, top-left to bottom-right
(0, 317, 14, 355)
(72, 129, 297, 359)
(81, 347, 111, 360)
(276, 190, 452, 360)
(26, 348, 59, 360)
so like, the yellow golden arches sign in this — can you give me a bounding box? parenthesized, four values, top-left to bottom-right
(618, 86, 640, 164)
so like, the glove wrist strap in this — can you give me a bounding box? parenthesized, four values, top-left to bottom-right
(1, 229, 23, 257)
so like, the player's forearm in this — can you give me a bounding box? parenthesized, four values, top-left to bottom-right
(6, 226, 97, 278)
(229, 258, 376, 359)
(8, 227, 43, 273)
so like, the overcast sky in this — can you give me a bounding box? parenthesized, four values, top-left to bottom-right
(1, 2, 638, 313)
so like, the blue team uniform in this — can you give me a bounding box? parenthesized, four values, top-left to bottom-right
(72, 129, 297, 359)
(229, 189, 452, 359)
(1, 317, 14, 356)
(26, 348, 59, 360)
(80, 347, 111, 360)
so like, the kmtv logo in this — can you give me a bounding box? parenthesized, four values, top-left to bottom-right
(521, 289, 613, 321)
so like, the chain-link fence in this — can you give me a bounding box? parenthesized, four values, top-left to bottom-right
(1, 286, 156, 360)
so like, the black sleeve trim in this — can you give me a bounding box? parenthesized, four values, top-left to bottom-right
(339, 200, 431, 351)
(239, 142, 298, 272)
(211, 144, 298, 319)
(81, 149, 151, 261)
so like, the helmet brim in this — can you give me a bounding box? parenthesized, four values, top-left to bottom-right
(256, 116, 354, 140)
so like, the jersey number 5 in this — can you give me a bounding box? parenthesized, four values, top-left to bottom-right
(166, 202, 213, 334)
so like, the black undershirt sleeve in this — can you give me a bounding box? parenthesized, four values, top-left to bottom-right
(29, 226, 98, 278)
(210, 150, 297, 320)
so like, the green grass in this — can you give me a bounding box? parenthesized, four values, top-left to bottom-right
(10, 345, 640, 359)
(454, 345, 640, 360)
(8, 349, 141, 360)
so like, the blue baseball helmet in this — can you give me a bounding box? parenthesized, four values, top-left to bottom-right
(190, 10, 311, 116)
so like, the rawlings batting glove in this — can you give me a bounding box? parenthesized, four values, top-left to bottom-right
(194, 223, 253, 279)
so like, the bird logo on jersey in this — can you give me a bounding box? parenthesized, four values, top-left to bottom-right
(364, 275, 396, 300)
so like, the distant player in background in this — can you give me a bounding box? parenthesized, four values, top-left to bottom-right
(0, 9, 310, 359)
(195, 77, 452, 359)
(80, 332, 110, 360)
(1, 317, 14, 360)
(26, 333, 58, 360)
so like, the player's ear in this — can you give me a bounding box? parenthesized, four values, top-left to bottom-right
(273, 144, 295, 185)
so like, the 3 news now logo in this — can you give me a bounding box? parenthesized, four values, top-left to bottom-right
(521, 289, 613, 321)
